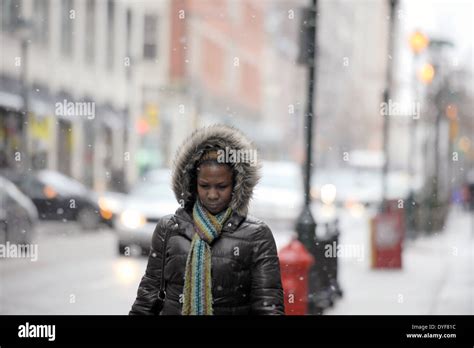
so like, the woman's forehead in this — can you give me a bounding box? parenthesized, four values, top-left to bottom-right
(197, 163, 233, 179)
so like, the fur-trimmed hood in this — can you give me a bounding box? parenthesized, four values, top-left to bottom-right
(171, 124, 260, 217)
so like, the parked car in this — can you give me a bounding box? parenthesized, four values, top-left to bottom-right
(0, 175, 38, 245)
(0, 169, 110, 230)
(98, 168, 173, 228)
(311, 168, 419, 209)
(465, 169, 474, 211)
(97, 191, 127, 226)
(115, 169, 179, 255)
(248, 161, 304, 231)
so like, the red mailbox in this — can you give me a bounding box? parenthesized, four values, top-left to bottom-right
(279, 239, 314, 315)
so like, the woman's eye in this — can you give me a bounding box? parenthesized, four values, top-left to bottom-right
(218, 185, 228, 190)
(200, 184, 209, 189)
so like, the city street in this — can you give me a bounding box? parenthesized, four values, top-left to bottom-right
(1, 205, 472, 315)
(0, 0, 472, 345)
(0, 219, 294, 315)
(0, 222, 146, 315)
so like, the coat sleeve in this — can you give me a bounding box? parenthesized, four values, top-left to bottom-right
(249, 223, 285, 315)
(129, 218, 169, 315)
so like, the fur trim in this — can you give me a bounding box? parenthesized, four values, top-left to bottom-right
(171, 124, 260, 217)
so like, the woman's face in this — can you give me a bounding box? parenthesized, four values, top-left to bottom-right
(197, 163, 233, 214)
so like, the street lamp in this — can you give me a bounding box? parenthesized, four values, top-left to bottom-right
(425, 38, 454, 233)
(418, 63, 435, 84)
(296, 0, 319, 314)
(296, 0, 317, 250)
(409, 31, 429, 54)
(380, 0, 399, 212)
(406, 30, 429, 238)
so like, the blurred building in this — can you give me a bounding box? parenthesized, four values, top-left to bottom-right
(1, 0, 311, 192)
(314, 0, 389, 169)
(167, 0, 306, 161)
(261, 0, 307, 161)
(0, 0, 171, 191)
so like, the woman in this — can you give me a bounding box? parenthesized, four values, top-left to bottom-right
(130, 125, 284, 315)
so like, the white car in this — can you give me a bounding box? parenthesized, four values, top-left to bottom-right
(311, 168, 420, 208)
(115, 169, 179, 256)
(248, 161, 303, 232)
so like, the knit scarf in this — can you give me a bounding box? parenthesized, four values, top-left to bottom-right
(182, 199, 232, 315)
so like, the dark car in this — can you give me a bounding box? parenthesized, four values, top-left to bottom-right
(0, 175, 38, 245)
(0, 169, 111, 230)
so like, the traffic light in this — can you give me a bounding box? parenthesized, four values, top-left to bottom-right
(145, 104, 159, 127)
(418, 63, 435, 84)
(409, 31, 429, 54)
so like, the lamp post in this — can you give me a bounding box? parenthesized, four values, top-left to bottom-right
(296, 0, 317, 251)
(445, 103, 458, 198)
(418, 62, 435, 187)
(406, 30, 429, 238)
(408, 31, 430, 179)
(381, 0, 399, 212)
(296, 0, 318, 314)
(424, 38, 454, 232)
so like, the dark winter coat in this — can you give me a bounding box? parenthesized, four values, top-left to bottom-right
(129, 125, 285, 315)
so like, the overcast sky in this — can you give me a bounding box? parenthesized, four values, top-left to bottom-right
(393, 0, 473, 101)
(402, 0, 473, 69)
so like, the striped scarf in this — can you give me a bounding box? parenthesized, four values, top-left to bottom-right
(182, 199, 232, 315)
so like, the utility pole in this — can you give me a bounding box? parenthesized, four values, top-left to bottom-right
(296, 0, 318, 313)
(381, 0, 399, 211)
(407, 30, 430, 238)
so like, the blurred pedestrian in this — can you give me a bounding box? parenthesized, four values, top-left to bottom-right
(130, 124, 284, 315)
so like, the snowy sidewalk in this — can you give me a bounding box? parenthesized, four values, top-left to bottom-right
(323, 206, 474, 315)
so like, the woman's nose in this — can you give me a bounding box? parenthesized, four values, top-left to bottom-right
(208, 189, 218, 200)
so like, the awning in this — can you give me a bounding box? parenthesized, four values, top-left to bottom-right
(0, 91, 22, 111)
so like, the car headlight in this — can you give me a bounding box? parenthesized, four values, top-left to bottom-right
(98, 197, 122, 213)
(119, 210, 146, 229)
(320, 184, 337, 205)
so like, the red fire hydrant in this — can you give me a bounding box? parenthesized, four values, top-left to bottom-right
(279, 239, 315, 315)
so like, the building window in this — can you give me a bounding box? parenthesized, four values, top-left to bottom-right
(85, 0, 95, 64)
(60, 0, 73, 57)
(34, 0, 49, 46)
(143, 14, 158, 60)
(107, 0, 115, 71)
(228, 0, 242, 24)
(1, 0, 22, 33)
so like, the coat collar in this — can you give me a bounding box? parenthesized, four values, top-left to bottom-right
(174, 207, 244, 240)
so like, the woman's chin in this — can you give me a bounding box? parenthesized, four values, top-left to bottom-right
(205, 205, 225, 214)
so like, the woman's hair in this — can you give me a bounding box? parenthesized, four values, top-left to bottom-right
(196, 149, 221, 168)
